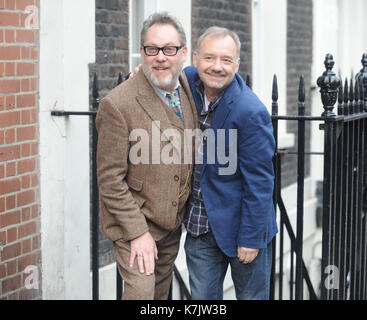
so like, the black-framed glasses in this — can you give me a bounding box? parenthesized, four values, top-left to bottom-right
(143, 45, 183, 56)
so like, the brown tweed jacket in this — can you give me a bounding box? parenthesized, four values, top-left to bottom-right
(96, 69, 198, 242)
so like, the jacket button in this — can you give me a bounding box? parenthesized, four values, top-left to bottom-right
(174, 175, 179, 181)
(172, 200, 177, 207)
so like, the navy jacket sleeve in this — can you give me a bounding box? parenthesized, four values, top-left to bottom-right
(236, 95, 276, 248)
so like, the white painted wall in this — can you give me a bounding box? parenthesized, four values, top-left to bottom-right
(39, 0, 95, 299)
(311, 0, 367, 184)
(337, 0, 367, 80)
(310, 0, 339, 186)
(252, 0, 294, 149)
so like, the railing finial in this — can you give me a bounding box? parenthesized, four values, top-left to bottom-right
(271, 74, 278, 116)
(117, 72, 123, 86)
(92, 72, 100, 111)
(355, 53, 367, 112)
(317, 53, 341, 117)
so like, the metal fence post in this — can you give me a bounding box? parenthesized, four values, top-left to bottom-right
(317, 54, 340, 300)
(270, 74, 278, 300)
(295, 76, 305, 300)
(92, 72, 100, 300)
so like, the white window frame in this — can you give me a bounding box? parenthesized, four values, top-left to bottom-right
(129, 0, 157, 70)
(252, 0, 294, 149)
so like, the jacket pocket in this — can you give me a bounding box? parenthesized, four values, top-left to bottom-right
(127, 174, 143, 191)
(127, 175, 145, 207)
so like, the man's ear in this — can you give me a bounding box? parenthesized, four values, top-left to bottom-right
(182, 45, 188, 62)
(193, 51, 198, 67)
(235, 58, 240, 73)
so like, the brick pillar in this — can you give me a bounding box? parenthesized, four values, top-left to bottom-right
(0, 0, 41, 300)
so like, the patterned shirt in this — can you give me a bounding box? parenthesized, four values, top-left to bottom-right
(184, 80, 223, 237)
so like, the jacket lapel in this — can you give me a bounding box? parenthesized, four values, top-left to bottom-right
(135, 71, 170, 125)
(200, 86, 235, 176)
(135, 70, 183, 153)
(210, 97, 232, 130)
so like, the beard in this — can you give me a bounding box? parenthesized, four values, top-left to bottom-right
(142, 59, 184, 91)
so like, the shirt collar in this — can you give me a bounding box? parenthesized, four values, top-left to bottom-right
(195, 79, 223, 115)
(151, 79, 181, 100)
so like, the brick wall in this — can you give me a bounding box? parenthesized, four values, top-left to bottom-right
(92, 0, 129, 99)
(191, 0, 252, 79)
(281, 0, 313, 187)
(0, 0, 41, 299)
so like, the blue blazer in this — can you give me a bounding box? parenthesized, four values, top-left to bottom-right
(184, 66, 278, 257)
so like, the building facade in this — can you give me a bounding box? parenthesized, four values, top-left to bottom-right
(1, 0, 366, 299)
(0, 0, 41, 299)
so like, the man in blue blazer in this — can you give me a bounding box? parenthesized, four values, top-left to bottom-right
(183, 26, 277, 300)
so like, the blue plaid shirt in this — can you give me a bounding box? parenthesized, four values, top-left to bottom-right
(184, 80, 223, 237)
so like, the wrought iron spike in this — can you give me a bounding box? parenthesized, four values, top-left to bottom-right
(343, 78, 349, 115)
(338, 81, 343, 104)
(298, 75, 305, 103)
(117, 72, 123, 85)
(359, 80, 364, 112)
(349, 78, 354, 114)
(354, 79, 359, 101)
(343, 78, 348, 103)
(354, 79, 359, 113)
(92, 72, 100, 111)
(317, 53, 340, 117)
(92, 72, 99, 99)
(349, 78, 354, 102)
(298, 75, 305, 116)
(272, 74, 278, 102)
(271, 74, 278, 116)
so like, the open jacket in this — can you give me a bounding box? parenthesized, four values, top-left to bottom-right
(96, 70, 198, 242)
(184, 66, 278, 257)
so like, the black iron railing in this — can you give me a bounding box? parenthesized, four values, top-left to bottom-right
(270, 53, 367, 300)
(318, 53, 367, 300)
(51, 53, 367, 300)
(270, 73, 319, 300)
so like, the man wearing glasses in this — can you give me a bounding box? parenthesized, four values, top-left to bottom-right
(96, 12, 197, 299)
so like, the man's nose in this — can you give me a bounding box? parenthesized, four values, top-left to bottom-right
(155, 50, 167, 61)
(211, 58, 223, 71)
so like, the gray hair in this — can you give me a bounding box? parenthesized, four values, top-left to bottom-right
(140, 12, 187, 46)
(195, 26, 241, 58)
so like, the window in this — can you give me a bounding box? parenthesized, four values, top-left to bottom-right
(129, 0, 157, 69)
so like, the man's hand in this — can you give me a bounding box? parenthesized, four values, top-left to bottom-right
(127, 64, 142, 79)
(129, 231, 158, 275)
(237, 246, 259, 264)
